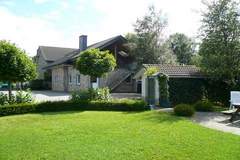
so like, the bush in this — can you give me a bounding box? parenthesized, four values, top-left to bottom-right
(0, 99, 147, 117)
(0, 92, 8, 105)
(194, 100, 214, 112)
(71, 89, 91, 102)
(71, 88, 111, 102)
(95, 88, 111, 101)
(15, 89, 33, 104)
(0, 90, 33, 106)
(174, 104, 195, 117)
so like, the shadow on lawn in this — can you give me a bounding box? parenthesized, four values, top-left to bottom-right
(38, 110, 145, 116)
(124, 111, 183, 124)
(38, 110, 84, 116)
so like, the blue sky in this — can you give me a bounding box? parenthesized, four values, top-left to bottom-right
(0, 0, 205, 56)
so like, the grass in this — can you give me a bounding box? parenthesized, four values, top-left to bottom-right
(0, 111, 239, 160)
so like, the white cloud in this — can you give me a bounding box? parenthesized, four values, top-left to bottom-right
(0, 0, 207, 57)
(60, 0, 70, 9)
(0, 7, 76, 56)
(78, 0, 205, 44)
(0, 0, 15, 7)
(33, 0, 50, 4)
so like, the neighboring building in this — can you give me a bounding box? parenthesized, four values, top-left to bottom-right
(133, 64, 205, 105)
(40, 35, 136, 92)
(35, 46, 76, 79)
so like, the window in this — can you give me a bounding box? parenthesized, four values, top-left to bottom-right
(76, 74, 81, 85)
(69, 74, 72, 84)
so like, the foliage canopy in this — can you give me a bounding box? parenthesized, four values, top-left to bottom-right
(76, 49, 116, 78)
(199, 0, 240, 85)
(167, 33, 195, 65)
(0, 40, 37, 82)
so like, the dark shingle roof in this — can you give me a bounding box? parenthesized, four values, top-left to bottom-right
(142, 64, 204, 78)
(87, 35, 126, 50)
(44, 35, 126, 69)
(39, 46, 76, 61)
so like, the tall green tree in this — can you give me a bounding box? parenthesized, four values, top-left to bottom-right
(76, 49, 116, 78)
(167, 33, 195, 64)
(0, 40, 37, 98)
(199, 0, 240, 85)
(126, 6, 176, 66)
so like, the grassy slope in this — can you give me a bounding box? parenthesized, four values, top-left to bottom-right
(0, 111, 239, 160)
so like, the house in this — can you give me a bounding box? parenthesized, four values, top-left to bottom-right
(133, 64, 205, 106)
(35, 46, 76, 80)
(38, 35, 136, 93)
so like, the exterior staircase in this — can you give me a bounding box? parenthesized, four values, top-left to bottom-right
(106, 69, 132, 91)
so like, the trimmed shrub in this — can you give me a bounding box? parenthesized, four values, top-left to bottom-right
(168, 78, 205, 105)
(71, 88, 111, 102)
(71, 90, 92, 102)
(0, 99, 147, 117)
(174, 104, 195, 117)
(194, 100, 214, 112)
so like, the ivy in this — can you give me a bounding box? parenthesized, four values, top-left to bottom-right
(157, 73, 170, 107)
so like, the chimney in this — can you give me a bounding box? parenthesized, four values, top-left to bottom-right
(79, 35, 87, 51)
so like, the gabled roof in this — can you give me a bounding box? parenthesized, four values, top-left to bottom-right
(44, 35, 126, 69)
(87, 35, 126, 50)
(134, 64, 204, 79)
(39, 46, 76, 61)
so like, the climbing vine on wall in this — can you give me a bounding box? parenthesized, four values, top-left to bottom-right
(158, 73, 169, 107)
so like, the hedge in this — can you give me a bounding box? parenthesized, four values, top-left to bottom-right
(168, 78, 205, 105)
(0, 99, 147, 117)
(204, 80, 233, 106)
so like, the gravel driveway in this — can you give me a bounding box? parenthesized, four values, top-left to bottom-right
(1, 90, 141, 102)
(0, 90, 71, 102)
(32, 91, 70, 102)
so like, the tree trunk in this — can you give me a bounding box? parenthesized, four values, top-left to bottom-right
(8, 81, 12, 101)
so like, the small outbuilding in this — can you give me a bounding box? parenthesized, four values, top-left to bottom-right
(134, 64, 205, 107)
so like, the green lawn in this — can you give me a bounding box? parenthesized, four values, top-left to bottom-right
(0, 111, 239, 160)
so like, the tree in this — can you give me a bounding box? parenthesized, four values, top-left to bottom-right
(76, 49, 116, 78)
(190, 54, 202, 67)
(0, 40, 37, 98)
(126, 6, 176, 66)
(199, 0, 240, 86)
(158, 41, 177, 64)
(167, 33, 196, 64)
